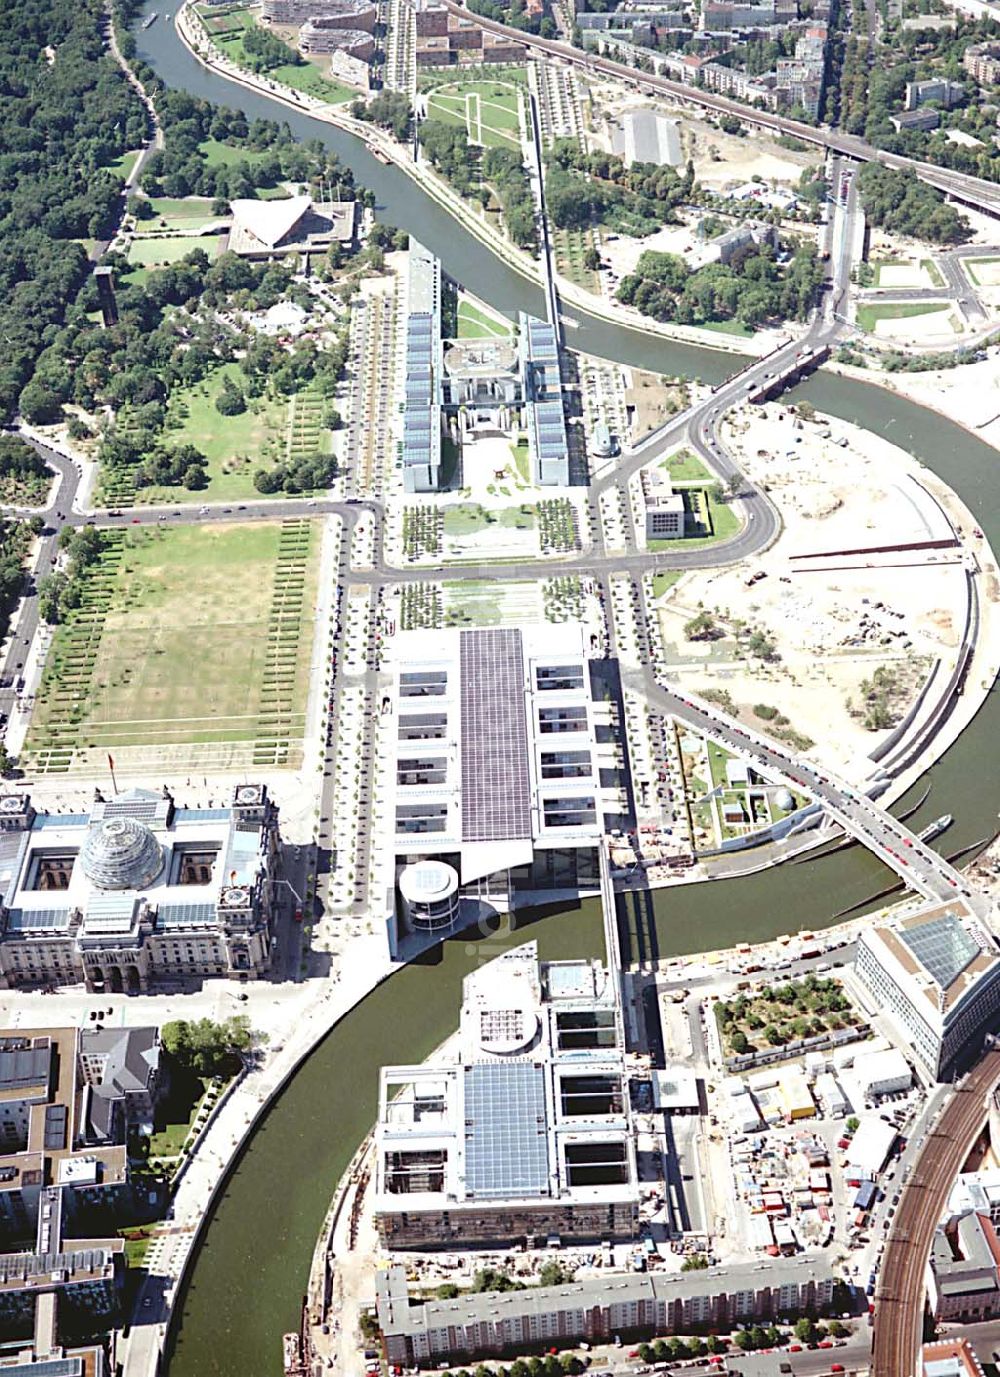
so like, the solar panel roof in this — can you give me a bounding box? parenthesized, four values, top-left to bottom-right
(901, 913, 981, 989)
(0, 1359, 83, 1377)
(459, 629, 531, 844)
(463, 1062, 549, 1199)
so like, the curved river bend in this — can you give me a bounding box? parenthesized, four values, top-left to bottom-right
(132, 16, 1000, 1373)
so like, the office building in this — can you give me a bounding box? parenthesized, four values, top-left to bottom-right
(905, 77, 963, 109)
(928, 1211, 1000, 1321)
(261, 0, 376, 24)
(373, 942, 638, 1249)
(77, 1027, 162, 1145)
(402, 240, 443, 494)
(964, 43, 1000, 86)
(376, 1257, 837, 1363)
(299, 19, 375, 56)
(0, 1029, 133, 1241)
(854, 899, 1000, 1080)
(642, 469, 686, 541)
(522, 316, 570, 487)
(387, 624, 614, 935)
(0, 785, 281, 992)
(890, 108, 941, 132)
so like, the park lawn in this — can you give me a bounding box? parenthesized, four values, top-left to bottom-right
(127, 235, 223, 268)
(426, 81, 522, 148)
(27, 522, 319, 753)
(214, 22, 352, 103)
(510, 441, 530, 484)
(855, 301, 951, 332)
(661, 450, 711, 483)
(443, 502, 534, 536)
(418, 65, 527, 92)
(920, 258, 946, 288)
(0, 473, 51, 507)
(199, 137, 275, 169)
(138, 362, 288, 505)
(649, 487, 742, 551)
(651, 571, 681, 599)
(552, 227, 598, 293)
(457, 298, 511, 339)
(698, 318, 754, 338)
(106, 149, 140, 180)
(133, 197, 225, 233)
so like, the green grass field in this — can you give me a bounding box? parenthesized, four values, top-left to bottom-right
(107, 149, 140, 180)
(25, 522, 319, 772)
(133, 198, 225, 233)
(651, 571, 681, 599)
(551, 226, 599, 294)
(443, 503, 535, 537)
(855, 301, 953, 333)
(443, 579, 540, 626)
(127, 235, 223, 268)
(661, 450, 711, 483)
(136, 363, 321, 505)
(457, 298, 511, 339)
(212, 16, 352, 104)
(426, 79, 522, 149)
(650, 487, 742, 551)
(199, 137, 276, 169)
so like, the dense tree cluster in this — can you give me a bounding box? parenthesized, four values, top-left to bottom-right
(855, 164, 970, 243)
(254, 451, 338, 493)
(617, 239, 824, 329)
(134, 89, 363, 203)
(240, 22, 300, 74)
(0, 437, 49, 489)
(465, 0, 551, 35)
(162, 1016, 253, 1076)
(351, 90, 413, 141)
(0, 0, 148, 422)
(832, 13, 1000, 182)
(419, 122, 537, 249)
(545, 140, 694, 235)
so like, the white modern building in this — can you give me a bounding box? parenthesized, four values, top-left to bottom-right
(845, 1115, 897, 1177)
(852, 1045, 913, 1100)
(0, 786, 280, 991)
(372, 942, 638, 1249)
(227, 195, 357, 257)
(642, 468, 686, 541)
(854, 899, 1000, 1080)
(387, 625, 620, 943)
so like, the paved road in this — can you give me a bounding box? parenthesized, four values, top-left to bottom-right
(441, 0, 1000, 219)
(873, 1049, 1000, 1377)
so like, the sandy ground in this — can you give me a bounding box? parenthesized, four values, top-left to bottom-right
(584, 76, 818, 187)
(968, 258, 1000, 287)
(876, 260, 938, 289)
(872, 306, 960, 340)
(841, 346, 1000, 449)
(655, 403, 994, 780)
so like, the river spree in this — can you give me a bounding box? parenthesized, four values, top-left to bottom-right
(134, 15, 1000, 1375)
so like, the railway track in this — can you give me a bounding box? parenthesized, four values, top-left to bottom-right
(873, 1048, 1000, 1376)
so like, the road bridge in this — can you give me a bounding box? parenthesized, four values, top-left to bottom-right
(633, 674, 985, 912)
(442, 0, 1000, 219)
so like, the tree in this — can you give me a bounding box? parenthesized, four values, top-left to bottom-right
(215, 376, 246, 416)
(795, 1317, 817, 1346)
(538, 1260, 573, 1287)
(726, 471, 743, 497)
(161, 1016, 253, 1076)
(583, 246, 601, 271)
(436, 1282, 460, 1299)
(729, 1029, 749, 1054)
(681, 1254, 710, 1271)
(734, 1330, 754, 1351)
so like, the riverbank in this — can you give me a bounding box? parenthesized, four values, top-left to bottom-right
(174, 2, 773, 357)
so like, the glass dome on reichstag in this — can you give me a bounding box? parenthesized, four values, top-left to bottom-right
(80, 817, 164, 891)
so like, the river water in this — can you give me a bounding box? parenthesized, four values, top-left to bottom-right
(133, 15, 1000, 1373)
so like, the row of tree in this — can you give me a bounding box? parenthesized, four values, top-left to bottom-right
(37, 525, 109, 625)
(545, 140, 695, 233)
